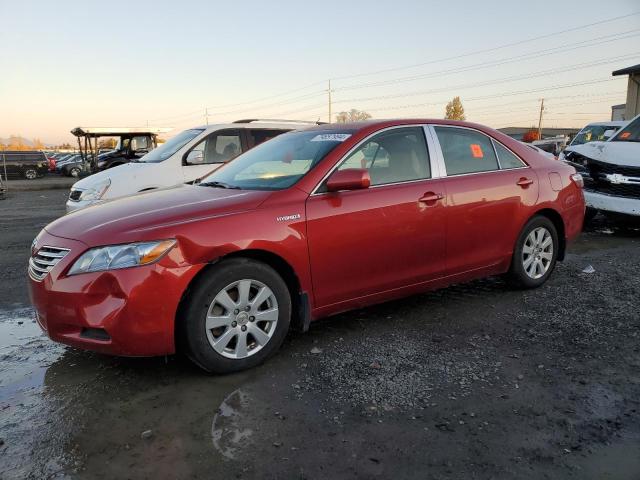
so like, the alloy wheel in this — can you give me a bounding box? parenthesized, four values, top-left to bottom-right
(25, 169, 37, 180)
(205, 279, 279, 359)
(522, 226, 553, 279)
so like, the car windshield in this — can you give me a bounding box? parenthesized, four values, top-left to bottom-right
(199, 130, 353, 190)
(611, 116, 640, 142)
(570, 125, 620, 146)
(139, 128, 204, 163)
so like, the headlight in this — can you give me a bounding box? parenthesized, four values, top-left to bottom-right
(68, 239, 176, 275)
(79, 178, 111, 201)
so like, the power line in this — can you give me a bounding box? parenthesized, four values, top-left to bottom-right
(334, 31, 640, 92)
(331, 11, 640, 81)
(332, 54, 636, 107)
(142, 11, 639, 124)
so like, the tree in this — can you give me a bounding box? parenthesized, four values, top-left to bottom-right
(335, 109, 372, 123)
(522, 128, 540, 143)
(444, 96, 466, 120)
(33, 138, 45, 150)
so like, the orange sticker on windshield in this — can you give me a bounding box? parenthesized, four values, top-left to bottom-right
(470, 144, 484, 158)
(620, 132, 631, 139)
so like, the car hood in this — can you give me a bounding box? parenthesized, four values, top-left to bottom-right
(569, 141, 640, 167)
(46, 185, 271, 246)
(71, 162, 149, 191)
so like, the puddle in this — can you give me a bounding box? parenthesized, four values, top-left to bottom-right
(0, 307, 64, 404)
(211, 389, 254, 459)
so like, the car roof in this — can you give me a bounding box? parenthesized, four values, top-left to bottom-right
(581, 121, 626, 128)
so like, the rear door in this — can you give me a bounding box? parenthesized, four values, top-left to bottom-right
(429, 125, 539, 274)
(305, 126, 447, 308)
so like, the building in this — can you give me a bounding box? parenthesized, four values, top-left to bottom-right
(498, 127, 580, 141)
(611, 104, 626, 121)
(612, 64, 640, 121)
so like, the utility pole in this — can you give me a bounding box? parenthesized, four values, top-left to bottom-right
(327, 79, 332, 123)
(205, 108, 209, 125)
(537, 98, 545, 140)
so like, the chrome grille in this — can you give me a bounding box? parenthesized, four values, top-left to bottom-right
(29, 246, 70, 281)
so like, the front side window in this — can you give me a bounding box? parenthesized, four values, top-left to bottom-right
(611, 116, 640, 142)
(336, 127, 430, 186)
(199, 130, 353, 190)
(493, 141, 526, 169)
(140, 128, 204, 163)
(186, 131, 242, 165)
(435, 126, 499, 175)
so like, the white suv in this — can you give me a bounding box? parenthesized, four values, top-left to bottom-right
(66, 120, 320, 212)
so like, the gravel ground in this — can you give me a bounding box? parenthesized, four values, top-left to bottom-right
(0, 189, 639, 479)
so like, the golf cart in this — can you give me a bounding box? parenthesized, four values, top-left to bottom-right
(70, 126, 172, 176)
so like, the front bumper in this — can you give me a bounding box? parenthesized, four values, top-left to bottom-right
(584, 190, 640, 217)
(28, 230, 204, 356)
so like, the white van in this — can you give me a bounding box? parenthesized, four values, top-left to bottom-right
(66, 119, 319, 212)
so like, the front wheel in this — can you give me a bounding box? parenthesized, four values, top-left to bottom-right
(505, 216, 558, 289)
(178, 258, 291, 373)
(69, 167, 81, 177)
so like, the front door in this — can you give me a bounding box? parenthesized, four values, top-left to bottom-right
(306, 126, 447, 308)
(182, 129, 245, 182)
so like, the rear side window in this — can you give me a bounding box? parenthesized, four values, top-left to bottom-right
(434, 126, 498, 175)
(493, 141, 526, 169)
(249, 129, 288, 147)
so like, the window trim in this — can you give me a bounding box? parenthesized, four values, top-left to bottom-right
(310, 124, 439, 196)
(427, 124, 530, 177)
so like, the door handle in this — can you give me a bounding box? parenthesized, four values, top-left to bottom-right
(516, 177, 534, 188)
(419, 192, 444, 204)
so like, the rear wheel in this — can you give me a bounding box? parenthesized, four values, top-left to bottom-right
(24, 168, 37, 180)
(69, 167, 81, 177)
(179, 258, 291, 373)
(505, 216, 558, 289)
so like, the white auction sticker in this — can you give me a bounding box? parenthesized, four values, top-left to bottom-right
(310, 133, 352, 142)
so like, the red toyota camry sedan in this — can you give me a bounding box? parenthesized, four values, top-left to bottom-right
(28, 120, 585, 373)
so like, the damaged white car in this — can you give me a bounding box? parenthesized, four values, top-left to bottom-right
(563, 114, 640, 222)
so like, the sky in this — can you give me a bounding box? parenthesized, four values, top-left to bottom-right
(0, 0, 639, 144)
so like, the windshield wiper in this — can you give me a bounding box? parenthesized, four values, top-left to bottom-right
(199, 181, 241, 189)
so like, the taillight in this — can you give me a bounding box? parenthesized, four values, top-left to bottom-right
(570, 173, 584, 188)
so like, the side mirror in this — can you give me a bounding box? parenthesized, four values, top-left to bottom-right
(603, 129, 615, 139)
(186, 150, 204, 164)
(326, 168, 371, 192)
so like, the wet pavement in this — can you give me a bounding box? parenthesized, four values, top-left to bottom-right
(1, 189, 639, 479)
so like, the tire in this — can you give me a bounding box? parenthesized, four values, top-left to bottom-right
(24, 168, 37, 180)
(584, 207, 598, 224)
(505, 215, 559, 289)
(178, 258, 291, 373)
(69, 167, 81, 178)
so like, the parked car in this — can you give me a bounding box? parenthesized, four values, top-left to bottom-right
(531, 136, 568, 157)
(29, 119, 585, 373)
(66, 120, 322, 212)
(0, 151, 49, 179)
(559, 121, 626, 161)
(563, 114, 640, 221)
(523, 143, 557, 160)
